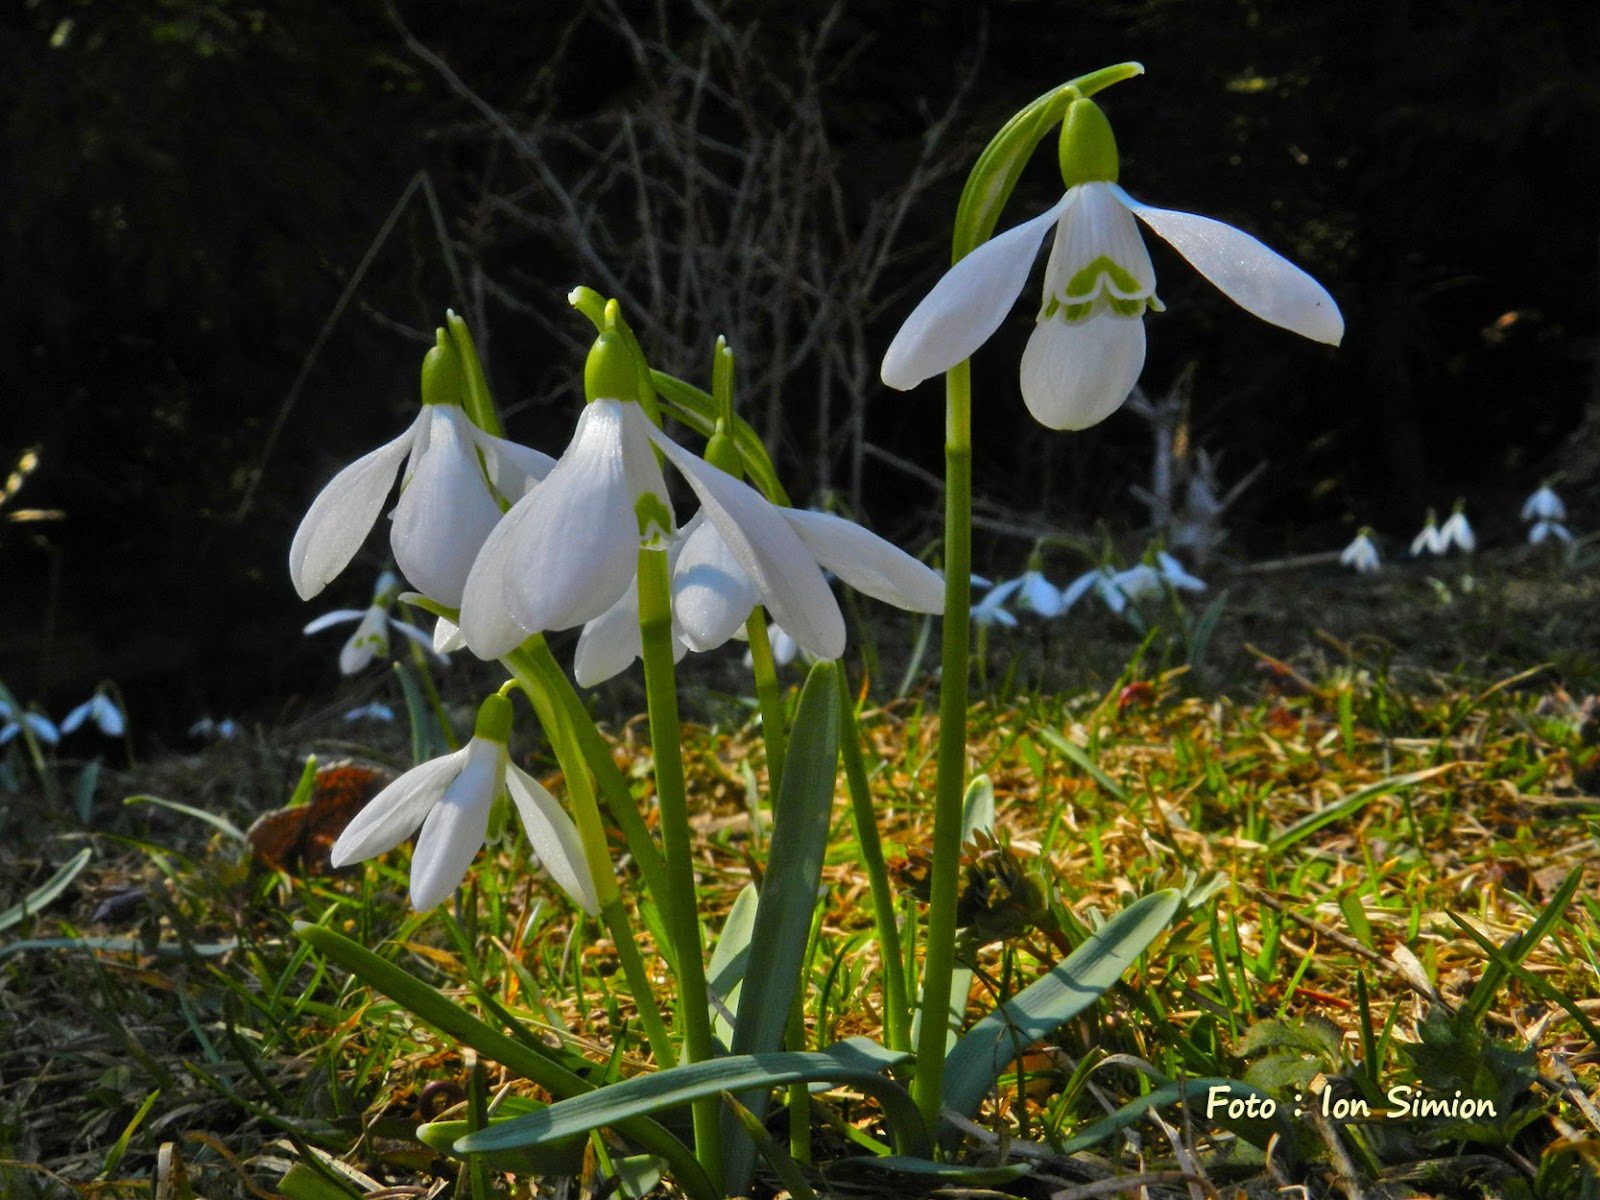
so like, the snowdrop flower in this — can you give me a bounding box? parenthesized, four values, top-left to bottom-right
(882, 96, 1342, 430)
(462, 391, 944, 664)
(1155, 550, 1206, 593)
(290, 337, 556, 607)
(1521, 484, 1566, 523)
(1109, 550, 1205, 604)
(1061, 566, 1128, 615)
(331, 694, 597, 914)
(1410, 512, 1443, 557)
(343, 703, 395, 723)
(188, 716, 241, 740)
(743, 622, 800, 670)
(1529, 519, 1572, 545)
(60, 691, 125, 738)
(1339, 528, 1381, 573)
(983, 568, 1065, 618)
(0, 703, 58, 747)
(970, 585, 1019, 629)
(1438, 506, 1474, 553)
(303, 570, 440, 675)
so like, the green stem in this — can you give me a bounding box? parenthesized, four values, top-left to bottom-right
(836, 668, 910, 1054)
(501, 647, 676, 1068)
(913, 360, 973, 1127)
(743, 609, 788, 796)
(636, 545, 722, 1187)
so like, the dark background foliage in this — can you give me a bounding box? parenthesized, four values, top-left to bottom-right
(2, 0, 1597, 744)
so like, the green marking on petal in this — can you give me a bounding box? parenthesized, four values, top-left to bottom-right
(635, 492, 674, 545)
(1065, 255, 1144, 301)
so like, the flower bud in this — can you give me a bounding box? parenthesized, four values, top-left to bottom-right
(1058, 96, 1120, 188)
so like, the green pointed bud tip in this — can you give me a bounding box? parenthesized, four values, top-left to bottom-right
(704, 430, 743, 477)
(1058, 97, 1120, 187)
(585, 329, 639, 404)
(420, 334, 464, 408)
(473, 692, 513, 745)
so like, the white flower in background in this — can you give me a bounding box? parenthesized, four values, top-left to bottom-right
(1437, 507, 1474, 553)
(0, 702, 59, 747)
(331, 695, 597, 914)
(970, 583, 1019, 629)
(290, 401, 555, 608)
(982, 569, 1065, 618)
(1109, 550, 1205, 604)
(1521, 484, 1566, 523)
(1529, 519, 1572, 545)
(463, 398, 944, 667)
(1339, 529, 1381, 573)
(188, 716, 241, 740)
(1410, 513, 1444, 557)
(343, 703, 395, 723)
(303, 570, 441, 675)
(743, 622, 800, 670)
(881, 99, 1342, 430)
(60, 691, 125, 738)
(1061, 565, 1128, 614)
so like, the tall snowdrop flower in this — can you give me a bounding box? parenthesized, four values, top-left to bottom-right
(1438, 504, 1474, 553)
(60, 690, 125, 738)
(1339, 528, 1381, 573)
(1521, 484, 1566, 524)
(302, 569, 440, 675)
(882, 96, 1342, 430)
(330, 694, 597, 914)
(290, 332, 555, 608)
(1410, 512, 1444, 557)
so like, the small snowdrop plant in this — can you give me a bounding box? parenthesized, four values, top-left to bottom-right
(1522, 482, 1573, 545)
(1340, 527, 1381, 573)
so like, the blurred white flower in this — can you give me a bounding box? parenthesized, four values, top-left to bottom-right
(1410, 513, 1444, 557)
(1339, 529, 1381, 573)
(983, 569, 1065, 618)
(1438, 508, 1474, 553)
(1061, 566, 1128, 614)
(1521, 484, 1566, 523)
(60, 692, 125, 738)
(188, 716, 241, 740)
(0, 703, 58, 746)
(290, 402, 554, 607)
(970, 585, 1019, 629)
(331, 695, 596, 914)
(1529, 519, 1572, 545)
(343, 703, 396, 723)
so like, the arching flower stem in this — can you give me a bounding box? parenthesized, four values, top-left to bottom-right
(637, 543, 723, 1188)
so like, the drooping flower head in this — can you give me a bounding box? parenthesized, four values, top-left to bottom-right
(302, 568, 441, 675)
(290, 322, 554, 608)
(1339, 528, 1381, 573)
(330, 693, 597, 914)
(461, 322, 944, 672)
(882, 91, 1342, 430)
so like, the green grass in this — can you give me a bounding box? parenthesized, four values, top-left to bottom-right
(4, 557, 1600, 1197)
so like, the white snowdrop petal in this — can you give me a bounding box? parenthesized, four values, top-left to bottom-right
(647, 429, 846, 660)
(1121, 188, 1344, 346)
(507, 764, 600, 915)
(673, 517, 760, 652)
(302, 609, 363, 635)
(780, 509, 945, 614)
(1019, 314, 1146, 430)
(391, 407, 505, 609)
(408, 741, 501, 911)
(880, 197, 1072, 390)
(573, 581, 646, 686)
(331, 750, 466, 867)
(289, 423, 418, 600)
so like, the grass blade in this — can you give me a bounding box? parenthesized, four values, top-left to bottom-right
(0, 846, 92, 932)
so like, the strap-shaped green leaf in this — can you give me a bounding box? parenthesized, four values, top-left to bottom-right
(455, 1038, 925, 1159)
(292, 921, 716, 1200)
(942, 889, 1181, 1118)
(1053, 1076, 1297, 1157)
(0, 847, 92, 932)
